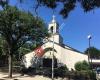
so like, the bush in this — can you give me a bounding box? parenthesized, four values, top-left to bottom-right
(43, 65, 68, 78)
(75, 60, 90, 71)
(43, 67, 52, 77)
(74, 61, 96, 80)
(54, 65, 68, 77)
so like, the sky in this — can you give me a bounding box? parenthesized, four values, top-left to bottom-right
(8, 0, 100, 52)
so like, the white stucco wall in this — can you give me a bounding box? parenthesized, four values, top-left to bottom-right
(42, 42, 88, 70)
(23, 41, 88, 70)
(60, 47, 88, 70)
(49, 35, 60, 44)
(23, 51, 35, 68)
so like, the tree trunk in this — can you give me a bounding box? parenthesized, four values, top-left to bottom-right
(8, 54, 12, 78)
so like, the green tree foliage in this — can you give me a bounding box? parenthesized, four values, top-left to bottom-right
(0, 6, 48, 77)
(16, 42, 36, 60)
(1, 0, 100, 18)
(16, 0, 100, 18)
(37, 0, 100, 18)
(0, 0, 8, 8)
(84, 47, 100, 59)
(75, 60, 90, 71)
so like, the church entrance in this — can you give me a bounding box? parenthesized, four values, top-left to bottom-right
(42, 58, 57, 68)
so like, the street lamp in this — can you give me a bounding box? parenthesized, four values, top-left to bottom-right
(87, 35, 92, 69)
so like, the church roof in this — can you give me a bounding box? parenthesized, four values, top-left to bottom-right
(62, 44, 83, 54)
(42, 40, 83, 54)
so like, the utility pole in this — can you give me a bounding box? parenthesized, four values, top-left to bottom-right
(52, 15, 55, 80)
(52, 32, 54, 80)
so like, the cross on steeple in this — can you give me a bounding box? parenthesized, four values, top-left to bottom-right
(52, 15, 56, 23)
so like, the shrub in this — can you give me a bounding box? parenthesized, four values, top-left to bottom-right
(54, 65, 68, 77)
(74, 61, 96, 80)
(74, 60, 90, 71)
(43, 65, 68, 78)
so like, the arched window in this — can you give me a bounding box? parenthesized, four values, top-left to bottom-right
(50, 26, 53, 33)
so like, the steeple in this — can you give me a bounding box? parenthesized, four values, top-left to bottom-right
(48, 15, 59, 34)
(48, 15, 63, 44)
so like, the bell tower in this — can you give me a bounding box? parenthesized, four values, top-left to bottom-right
(48, 15, 63, 45)
(48, 15, 59, 34)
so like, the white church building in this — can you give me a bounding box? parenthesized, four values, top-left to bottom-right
(40, 16, 88, 70)
(24, 16, 96, 70)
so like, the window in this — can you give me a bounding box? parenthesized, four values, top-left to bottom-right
(50, 26, 53, 33)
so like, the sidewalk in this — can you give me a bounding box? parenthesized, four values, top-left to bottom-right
(0, 72, 52, 80)
(0, 72, 66, 80)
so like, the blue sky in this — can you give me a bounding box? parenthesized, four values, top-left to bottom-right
(9, 0, 100, 52)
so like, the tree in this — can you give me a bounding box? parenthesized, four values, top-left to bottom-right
(16, 0, 100, 18)
(1, 0, 100, 18)
(0, 0, 8, 6)
(84, 47, 100, 59)
(16, 42, 36, 60)
(0, 6, 48, 78)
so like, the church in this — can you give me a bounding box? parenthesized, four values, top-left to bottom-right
(23, 16, 100, 70)
(23, 16, 89, 70)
